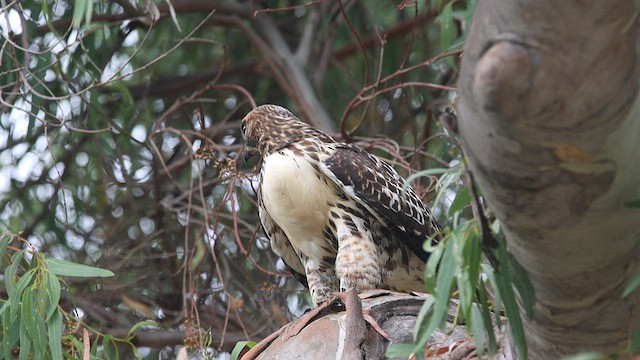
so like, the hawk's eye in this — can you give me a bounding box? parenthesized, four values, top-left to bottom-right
(240, 123, 247, 135)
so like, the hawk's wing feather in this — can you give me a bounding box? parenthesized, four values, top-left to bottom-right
(320, 143, 435, 262)
(258, 205, 308, 287)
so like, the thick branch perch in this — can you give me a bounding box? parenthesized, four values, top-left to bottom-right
(242, 291, 503, 359)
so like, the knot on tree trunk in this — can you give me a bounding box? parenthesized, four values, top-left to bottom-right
(473, 39, 535, 119)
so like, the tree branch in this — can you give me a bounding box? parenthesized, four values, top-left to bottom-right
(253, 13, 336, 132)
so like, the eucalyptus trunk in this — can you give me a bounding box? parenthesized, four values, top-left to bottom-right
(458, 1, 640, 357)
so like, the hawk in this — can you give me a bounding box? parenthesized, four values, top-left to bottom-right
(241, 104, 440, 307)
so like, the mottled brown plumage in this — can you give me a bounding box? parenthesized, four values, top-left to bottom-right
(241, 104, 440, 306)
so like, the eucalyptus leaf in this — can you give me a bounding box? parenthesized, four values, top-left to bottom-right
(424, 240, 445, 293)
(413, 295, 435, 342)
(622, 270, 640, 298)
(623, 199, 640, 208)
(19, 321, 32, 360)
(10, 268, 36, 321)
(44, 271, 61, 321)
(33, 307, 48, 355)
(103, 335, 119, 360)
(478, 280, 497, 354)
(495, 262, 527, 360)
(561, 352, 609, 360)
(448, 186, 471, 216)
(71, 0, 87, 28)
(385, 343, 415, 358)
(470, 304, 485, 357)
(231, 340, 257, 360)
(46, 259, 115, 278)
(508, 253, 535, 317)
(2, 304, 19, 360)
(630, 329, 640, 355)
(440, 2, 455, 52)
(21, 287, 37, 339)
(48, 308, 63, 360)
(126, 320, 158, 339)
(5, 250, 25, 297)
(412, 242, 456, 354)
(0, 235, 12, 268)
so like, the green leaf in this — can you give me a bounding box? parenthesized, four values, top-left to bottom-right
(508, 253, 535, 317)
(15, 269, 37, 294)
(424, 240, 444, 293)
(21, 287, 37, 339)
(2, 302, 19, 360)
(483, 264, 502, 331)
(413, 241, 457, 354)
(622, 270, 640, 298)
(470, 304, 485, 357)
(465, 227, 482, 293)
(44, 271, 61, 321)
(48, 308, 63, 360)
(0, 300, 8, 317)
(19, 319, 32, 360)
(5, 250, 25, 297)
(495, 263, 528, 360)
(385, 343, 415, 358)
(448, 186, 471, 216)
(46, 259, 115, 277)
(403, 167, 450, 197)
(34, 309, 48, 355)
(191, 236, 206, 271)
(231, 340, 257, 360)
(0, 235, 12, 268)
(561, 352, 609, 360)
(460, 0, 477, 42)
(440, 1, 456, 64)
(630, 329, 640, 354)
(67, 335, 85, 359)
(91, 332, 100, 357)
(84, 0, 93, 26)
(413, 296, 435, 341)
(624, 199, 640, 208)
(103, 335, 119, 360)
(106, 81, 135, 106)
(10, 268, 36, 321)
(126, 320, 158, 339)
(71, 0, 86, 28)
(477, 280, 497, 354)
(456, 268, 471, 319)
(458, 224, 481, 320)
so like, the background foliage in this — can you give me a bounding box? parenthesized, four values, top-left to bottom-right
(0, 0, 486, 358)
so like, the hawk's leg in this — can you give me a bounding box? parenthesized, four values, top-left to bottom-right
(301, 255, 339, 307)
(334, 215, 382, 293)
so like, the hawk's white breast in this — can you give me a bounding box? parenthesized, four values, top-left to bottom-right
(261, 148, 337, 259)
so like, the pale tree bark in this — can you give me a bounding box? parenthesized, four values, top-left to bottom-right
(458, 1, 640, 358)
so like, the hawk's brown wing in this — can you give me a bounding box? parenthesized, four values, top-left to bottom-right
(320, 143, 438, 262)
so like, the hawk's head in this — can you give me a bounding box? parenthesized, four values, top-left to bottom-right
(240, 104, 332, 161)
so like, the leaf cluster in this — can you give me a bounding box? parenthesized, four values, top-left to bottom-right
(0, 234, 160, 359)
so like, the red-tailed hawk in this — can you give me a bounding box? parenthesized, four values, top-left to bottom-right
(241, 105, 440, 307)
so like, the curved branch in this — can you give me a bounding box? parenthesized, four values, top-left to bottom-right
(253, 13, 335, 132)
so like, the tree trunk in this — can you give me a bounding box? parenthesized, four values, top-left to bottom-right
(458, 1, 640, 358)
